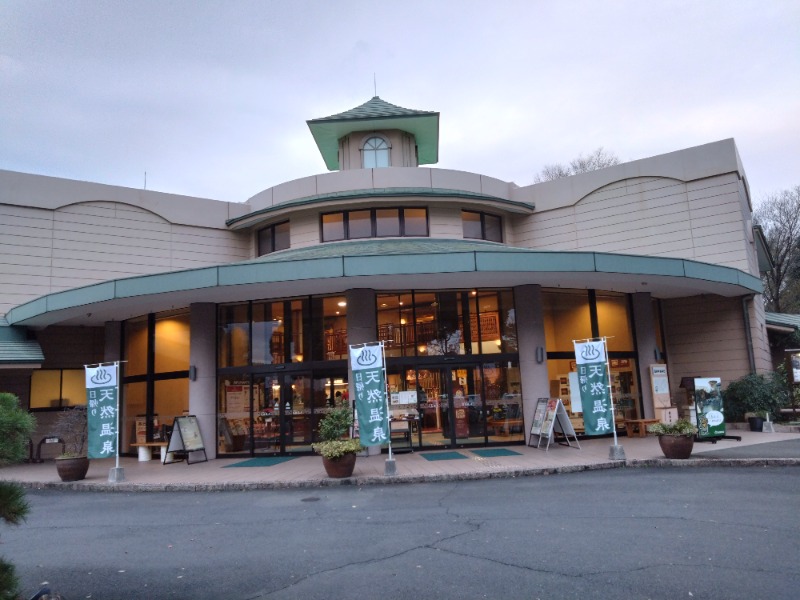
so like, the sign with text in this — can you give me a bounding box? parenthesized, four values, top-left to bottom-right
(574, 340, 613, 436)
(85, 364, 118, 459)
(694, 377, 725, 438)
(350, 343, 388, 447)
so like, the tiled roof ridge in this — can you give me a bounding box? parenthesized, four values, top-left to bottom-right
(311, 96, 437, 122)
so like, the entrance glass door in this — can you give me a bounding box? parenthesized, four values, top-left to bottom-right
(417, 365, 485, 449)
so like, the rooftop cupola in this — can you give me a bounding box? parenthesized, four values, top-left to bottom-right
(306, 96, 439, 171)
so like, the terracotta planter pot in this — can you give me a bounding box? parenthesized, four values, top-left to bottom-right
(657, 434, 694, 459)
(55, 456, 90, 481)
(321, 453, 357, 478)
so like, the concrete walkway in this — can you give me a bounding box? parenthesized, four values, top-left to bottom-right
(2, 430, 799, 492)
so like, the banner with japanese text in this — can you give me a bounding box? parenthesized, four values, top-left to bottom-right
(574, 340, 614, 436)
(349, 343, 388, 447)
(85, 364, 119, 459)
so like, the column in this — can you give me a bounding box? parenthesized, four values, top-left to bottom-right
(345, 288, 378, 455)
(190, 303, 217, 459)
(631, 292, 658, 419)
(513, 285, 550, 444)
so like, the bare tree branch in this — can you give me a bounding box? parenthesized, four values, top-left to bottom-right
(755, 185, 800, 313)
(534, 147, 620, 183)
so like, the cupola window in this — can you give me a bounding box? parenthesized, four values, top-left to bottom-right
(362, 136, 390, 168)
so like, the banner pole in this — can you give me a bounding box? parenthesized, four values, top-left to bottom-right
(114, 361, 120, 470)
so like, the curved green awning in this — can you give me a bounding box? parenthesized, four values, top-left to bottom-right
(5, 239, 762, 328)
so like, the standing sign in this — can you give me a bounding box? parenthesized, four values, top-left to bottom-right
(528, 398, 580, 451)
(694, 377, 725, 438)
(350, 342, 389, 447)
(573, 339, 614, 436)
(164, 415, 208, 464)
(649, 364, 671, 408)
(86, 363, 119, 459)
(529, 398, 548, 437)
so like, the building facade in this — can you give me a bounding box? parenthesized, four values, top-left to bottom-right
(0, 97, 772, 459)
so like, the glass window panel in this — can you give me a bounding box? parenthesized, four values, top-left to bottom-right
(348, 210, 372, 239)
(218, 304, 250, 367)
(322, 213, 345, 242)
(475, 291, 502, 354)
(542, 290, 592, 352)
(218, 376, 253, 455)
(123, 316, 148, 376)
(290, 299, 305, 363)
(363, 137, 390, 168)
(122, 381, 146, 451)
(30, 370, 63, 409)
(253, 301, 285, 365)
(257, 227, 273, 256)
(320, 296, 347, 361)
(462, 211, 482, 239)
(154, 312, 190, 373)
(403, 208, 428, 236)
(274, 221, 290, 251)
(154, 379, 189, 428)
(596, 294, 633, 351)
(484, 214, 503, 242)
(61, 370, 86, 407)
(425, 292, 464, 356)
(376, 208, 401, 237)
(498, 290, 518, 353)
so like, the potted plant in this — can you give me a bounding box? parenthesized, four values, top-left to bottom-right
(52, 405, 90, 481)
(647, 418, 698, 459)
(311, 406, 363, 478)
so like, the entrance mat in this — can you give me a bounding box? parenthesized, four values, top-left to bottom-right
(470, 448, 523, 458)
(420, 451, 469, 461)
(223, 456, 298, 468)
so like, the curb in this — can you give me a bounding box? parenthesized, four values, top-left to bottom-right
(9, 457, 800, 493)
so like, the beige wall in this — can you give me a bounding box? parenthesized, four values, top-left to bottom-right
(512, 173, 755, 274)
(661, 296, 752, 396)
(0, 200, 250, 314)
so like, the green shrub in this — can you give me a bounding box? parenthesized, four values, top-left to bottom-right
(723, 373, 787, 421)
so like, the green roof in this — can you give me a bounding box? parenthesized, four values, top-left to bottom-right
(766, 312, 800, 331)
(0, 318, 44, 366)
(307, 97, 439, 170)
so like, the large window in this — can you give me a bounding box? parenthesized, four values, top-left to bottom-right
(29, 369, 85, 409)
(122, 310, 191, 449)
(462, 210, 503, 242)
(218, 295, 346, 367)
(362, 136, 390, 168)
(257, 221, 290, 256)
(377, 290, 517, 357)
(321, 208, 428, 242)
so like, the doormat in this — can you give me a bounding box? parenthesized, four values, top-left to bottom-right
(471, 448, 522, 458)
(223, 456, 298, 468)
(420, 451, 468, 461)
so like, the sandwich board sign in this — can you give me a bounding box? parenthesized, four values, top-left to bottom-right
(529, 398, 580, 451)
(164, 415, 208, 465)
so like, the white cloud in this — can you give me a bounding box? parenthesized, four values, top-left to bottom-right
(0, 0, 797, 201)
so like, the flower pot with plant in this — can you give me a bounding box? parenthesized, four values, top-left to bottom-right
(647, 418, 698, 459)
(52, 405, 90, 481)
(311, 406, 363, 478)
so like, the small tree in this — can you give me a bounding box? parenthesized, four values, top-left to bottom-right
(0, 392, 36, 599)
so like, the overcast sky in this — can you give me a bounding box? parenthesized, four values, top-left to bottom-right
(1, 0, 798, 206)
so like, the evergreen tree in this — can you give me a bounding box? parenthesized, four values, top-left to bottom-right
(0, 392, 36, 599)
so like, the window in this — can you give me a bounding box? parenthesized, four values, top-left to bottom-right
(257, 221, 290, 256)
(321, 208, 428, 242)
(462, 210, 503, 242)
(29, 369, 85, 409)
(362, 136, 390, 168)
